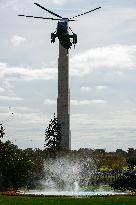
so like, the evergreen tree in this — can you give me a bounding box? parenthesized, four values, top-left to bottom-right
(44, 113, 62, 152)
(0, 124, 5, 139)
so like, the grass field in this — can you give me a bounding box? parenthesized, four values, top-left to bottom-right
(0, 195, 136, 205)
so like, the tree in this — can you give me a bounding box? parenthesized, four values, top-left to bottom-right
(127, 157, 136, 171)
(116, 149, 127, 157)
(44, 113, 62, 152)
(128, 148, 135, 155)
(0, 124, 5, 139)
(0, 140, 33, 189)
(111, 172, 136, 192)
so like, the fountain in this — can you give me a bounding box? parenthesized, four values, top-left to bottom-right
(26, 155, 128, 196)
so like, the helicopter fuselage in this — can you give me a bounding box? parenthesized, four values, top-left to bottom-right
(57, 19, 71, 49)
(51, 18, 77, 50)
(57, 18, 69, 34)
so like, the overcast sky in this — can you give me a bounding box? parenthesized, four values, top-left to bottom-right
(0, 0, 136, 151)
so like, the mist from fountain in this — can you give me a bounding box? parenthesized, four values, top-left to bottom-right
(26, 155, 128, 196)
(37, 156, 93, 193)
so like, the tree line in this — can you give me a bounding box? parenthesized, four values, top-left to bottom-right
(0, 139, 136, 191)
(0, 114, 136, 191)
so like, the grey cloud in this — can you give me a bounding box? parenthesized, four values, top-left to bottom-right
(0, 95, 22, 101)
(70, 44, 136, 77)
(0, 62, 57, 80)
(0, 87, 5, 93)
(11, 35, 27, 47)
(71, 99, 107, 105)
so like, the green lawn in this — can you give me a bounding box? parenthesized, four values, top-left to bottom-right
(0, 195, 136, 205)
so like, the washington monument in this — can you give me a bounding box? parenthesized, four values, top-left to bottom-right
(57, 44, 71, 149)
(18, 2, 101, 150)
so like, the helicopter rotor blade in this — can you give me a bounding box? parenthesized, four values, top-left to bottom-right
(68, 19, 77, 22)
(18, 15, 61, 20)
(18, 15, 26, 17)
(18, 15, 76, 21)
(69, 6, 101, 19)
(34, 17, 61, 20)
(34, 2, 63, 19)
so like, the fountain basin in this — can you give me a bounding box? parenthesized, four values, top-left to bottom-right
(25, 190, 130, 196)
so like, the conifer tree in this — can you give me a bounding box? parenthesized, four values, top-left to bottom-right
(44, 113, 62, 152)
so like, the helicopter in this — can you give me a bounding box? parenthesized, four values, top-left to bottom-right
(18, 2, 101, 50)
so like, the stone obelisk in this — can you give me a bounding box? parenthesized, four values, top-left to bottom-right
(57, 43, 71, 150)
